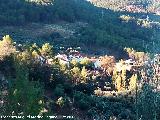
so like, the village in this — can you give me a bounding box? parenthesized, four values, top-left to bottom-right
(34, 46, 160, 97)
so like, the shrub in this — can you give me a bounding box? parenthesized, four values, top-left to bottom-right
(54, 84, 64, 97)
(56, 97, 65, 107)
(87, 107, 97, 118)
(78, 99, 90, 110)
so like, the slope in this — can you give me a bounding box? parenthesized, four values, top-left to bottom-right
(0, 0, 157, 56)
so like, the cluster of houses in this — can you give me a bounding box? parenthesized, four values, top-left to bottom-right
(15, 43, 160, 92)
(54, 50, 160, 90)
(53, 48, 136, 74)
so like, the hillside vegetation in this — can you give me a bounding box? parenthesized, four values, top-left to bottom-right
(0, 0, 158, 55)
(90, 0, 160, 14)
(0, 0, 160, 120)
(0, 34, 160, 120)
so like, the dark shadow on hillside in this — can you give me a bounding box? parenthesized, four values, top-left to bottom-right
(0, 0, 158, 58)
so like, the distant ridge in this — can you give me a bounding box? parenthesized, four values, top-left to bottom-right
(89, 0, 160, 14)
(27, 0, 54, 5)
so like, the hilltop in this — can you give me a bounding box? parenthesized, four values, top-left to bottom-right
(89, 0, 160, 14)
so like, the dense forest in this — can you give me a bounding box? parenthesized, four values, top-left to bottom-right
(0, 0, 158, 53)
(0, 0, 160, 120)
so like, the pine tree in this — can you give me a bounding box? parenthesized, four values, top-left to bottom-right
(121, 65, 127, 89)
(17, 50, 32, 65)
(112, 68, 117, 89)
(81, 66, 88, 83)
(129, 73, 137, 90)
(115, 75, 122, 92)
(70, 59, 78, 67)
(137, 84, 159, 120)
(5, 62, 47, 118)
(40, 43, 53, 58)
(71, 67, 81, 84)
(0, 35, 16, 60)
(80, 57, 91, 66)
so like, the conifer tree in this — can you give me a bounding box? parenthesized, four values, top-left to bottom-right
(112, 68, 117, 89)
(121, 65, 127, 89)
(0, 35, 16, 60)
(5, 61, 48, 118)
(71, 67, 81, 84)
(129, 73, 137, 90)
(40, 43, 53, 58)
(115, 74, 122, 92)
(81, 66, 88, 83)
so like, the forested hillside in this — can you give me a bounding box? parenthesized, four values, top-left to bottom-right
(0, 0, 158, 56)
(1, 0, 160, 120)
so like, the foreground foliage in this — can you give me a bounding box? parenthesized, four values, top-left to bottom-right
(0, 36, 160, 119)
